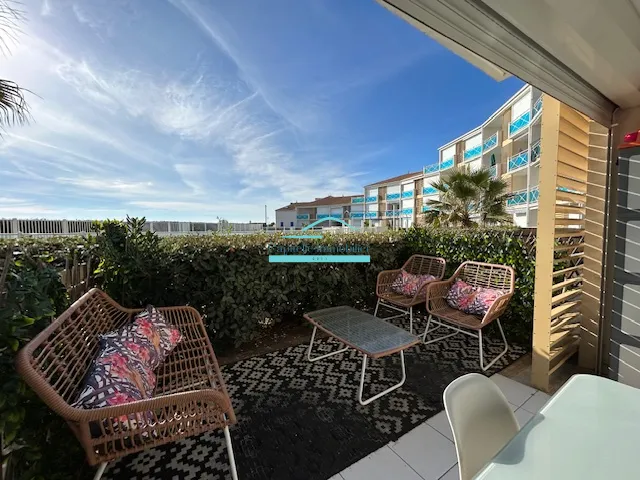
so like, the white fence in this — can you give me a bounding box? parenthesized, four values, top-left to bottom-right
(0, 219, 265, 238)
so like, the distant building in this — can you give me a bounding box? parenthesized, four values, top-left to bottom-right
(275, 195, 358, 229)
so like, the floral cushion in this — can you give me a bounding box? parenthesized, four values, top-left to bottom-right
(391, 270, 437, 297)
(464, 287, 505, 316)
(101, 306, 182, 369)
(445, 279, 477, 311)
(73, 341, 156, 426)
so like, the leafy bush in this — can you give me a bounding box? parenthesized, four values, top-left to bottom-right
(0, 249, 87, 480)
(404, 226, 536, 344)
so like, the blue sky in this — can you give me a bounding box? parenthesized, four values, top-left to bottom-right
(1, 0, 523, 222)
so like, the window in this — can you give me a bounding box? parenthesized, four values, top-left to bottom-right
(290, 222, 294, 227)
(280, 222, 283, 227)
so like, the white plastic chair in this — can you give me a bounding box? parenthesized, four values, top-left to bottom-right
(443, 373, 520, 480)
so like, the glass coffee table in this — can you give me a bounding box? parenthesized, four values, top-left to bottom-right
(304, 305, 420, 405)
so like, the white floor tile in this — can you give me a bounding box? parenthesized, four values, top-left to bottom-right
(520, 391, 551, 414)
(328, 475, 344, 480)
(439, 465, 460, 480)
(390, 424, 458, 480)
(514, 407, 534, 427)
(490, 374, 536, 407)
(341, 446, 422, 480)
(427, 410, 453, 441)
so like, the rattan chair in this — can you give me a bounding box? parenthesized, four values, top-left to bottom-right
(374, 255, 446, 334)
(16, 289, 238, 480)
(423, 261, 515, 371)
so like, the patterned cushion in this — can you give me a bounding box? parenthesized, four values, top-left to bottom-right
(101, 306, 182, 369)
(445, 279, 476, 311)
(464, 287, 505, 316)
(391, 270, 437, 297)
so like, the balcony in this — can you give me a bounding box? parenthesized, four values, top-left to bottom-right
(423, 185, 438, 196)
(508, 150, 529, 172)
(422, 204, 433, 212)
(386, 192, 401, 201)
(351, 197, 364, 204)
(365, 195, 377, 203)
(509, 111, 530, 137)
(364, 211, 378, 219)
(385, 210, 400, 217)
(463, 145, 482, 161)
(423, 163, 440, 175)
(507, 186, 539, 207)
(350, 212, 364, 219)
(483, 133, 498, 152)
(401, 208, 413, 216)
(531, 140, 541, 164)
(296, 214, 309, 220)
(401, 191, 413, 199)
(533, 96, 543, 118)
(440, 157, 454, 170)
(489, 165, 498, 178)
(317, 213, 336, 219)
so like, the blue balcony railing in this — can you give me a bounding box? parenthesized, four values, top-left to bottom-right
(508, 151, 529, 172)
(531, 140, 541, 163)
(401, 208, 413, 216)
(365, 211, 378, 219)
(423, 163, 440, 175)
(533, 96, 543, 118)
(296, 214, 309, 220)
(440, 157, 454, 170)
(401, 191, 413, 199)
(386, 192, 401, 201)
(507, 189, 528, 207)
(489, 165, 498, 178)
(317, 214, 332, 219)
(463, 145, 482, 161)
(385, 210, 400, 217)
(423, 185, 438, 195)
(351, 197, 364, 204)
(529, 187, 539, 203)
(365, 195, 377, 203)
(350, 212, 364, 219)
(509, 111, 530, 137)
(483, 133, 498, 152)
(422, 205, 438, 212)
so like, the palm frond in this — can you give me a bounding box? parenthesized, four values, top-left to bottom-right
(0, 78, 31, 127)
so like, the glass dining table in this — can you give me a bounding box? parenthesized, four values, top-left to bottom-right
(474, 374, 640, 479)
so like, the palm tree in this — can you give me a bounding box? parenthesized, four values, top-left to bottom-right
(0, 2, 30, 129)
(423, 167, 511, 227)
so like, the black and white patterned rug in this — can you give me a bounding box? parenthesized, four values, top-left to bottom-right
(105, 317, 526, 480)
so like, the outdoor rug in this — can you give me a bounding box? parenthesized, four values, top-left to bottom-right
(104, 316, 526, 480)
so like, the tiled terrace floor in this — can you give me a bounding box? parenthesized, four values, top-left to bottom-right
(329, 374, 550, 480)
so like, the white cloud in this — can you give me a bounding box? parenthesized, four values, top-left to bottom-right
(40, 0, 52, 16)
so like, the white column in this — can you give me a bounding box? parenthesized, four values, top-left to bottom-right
(525, 88, 533, 228)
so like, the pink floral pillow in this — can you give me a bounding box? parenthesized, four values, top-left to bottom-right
(464, 287, 505, 316)
(391, 270, 437, 297)
(445, 279, 477, 311)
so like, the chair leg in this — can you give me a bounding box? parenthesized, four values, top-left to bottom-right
(93, 462, 108, 480)
(422, 315, 461, 344)
(478, 319, 509, 371)
(409, 306, 413, 335)
(374, 298, 381, 317)
(224, 425, 239, 480)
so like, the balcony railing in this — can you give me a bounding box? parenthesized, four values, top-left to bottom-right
(507, 187, 539, 207)
(533, 96, 543, 118)
(364, 211, 378, 219)
(401, 191, 413, 199)
(317, 214, 332, 219)
(422, 205, 434, 212)
(508, 151, 529, 172)
(489, 165, 498, 178)
(350, 212, 365, 219)
(440, 157, 454, 170)
(386, 192, 401, 201)
(351, 197, 364, 204)
(385, 210, 400, 217)
(463, 145, 482, 161)
(423, 163, 440, 175)
(531, 140, 541, 163)
(423, 185, 438, 195)
(401, 208, 413, 216)
(365, 195, 377, 203)
(509, 111, 530, 137)
(296, 214, 310, 220)
(483, 133, 498, 152)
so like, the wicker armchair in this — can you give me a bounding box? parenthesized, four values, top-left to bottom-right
(424, 261, 515, 371)
(16, 289, 238, 480)
(375, 255, 446, 334)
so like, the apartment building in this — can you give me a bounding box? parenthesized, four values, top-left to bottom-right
(275, 195, 356, 229)
(431, 84, 545, 227)
(350, 171, 423, 229)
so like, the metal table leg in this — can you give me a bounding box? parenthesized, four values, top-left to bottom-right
(358, 350, 406, 405)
